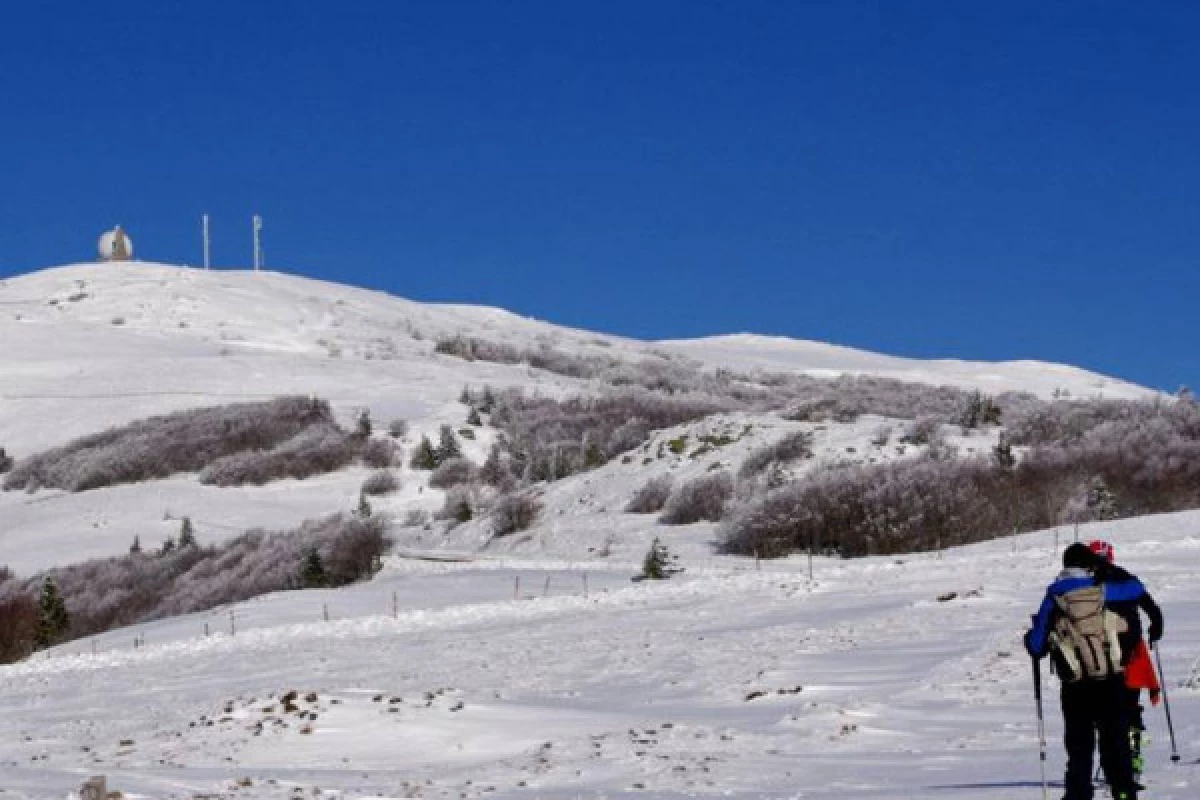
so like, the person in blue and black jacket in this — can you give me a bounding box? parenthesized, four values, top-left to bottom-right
(1024, 542, 1151, 800)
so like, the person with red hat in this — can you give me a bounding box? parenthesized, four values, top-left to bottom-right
(1087, 539, 1164, 788)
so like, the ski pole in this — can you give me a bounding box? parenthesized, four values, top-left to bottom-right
(1033, 655, 1049, 800)
(1153, 642, 1181, 763)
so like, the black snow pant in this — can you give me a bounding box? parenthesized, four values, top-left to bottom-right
(1061, 676, 1136, 800)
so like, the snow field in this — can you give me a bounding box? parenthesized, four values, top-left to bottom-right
(1, 513, 1196, 799)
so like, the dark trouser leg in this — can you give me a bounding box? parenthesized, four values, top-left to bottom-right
(1123, 685, 1145, 779)
(1062, 683, 1096, 800)
(1097, 677, 1137, 797)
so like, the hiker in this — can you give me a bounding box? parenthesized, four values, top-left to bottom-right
(1087, 539, 1164, 786)
(1024, 543, 1149, 800)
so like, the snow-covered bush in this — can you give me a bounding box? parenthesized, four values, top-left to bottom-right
(199, 424, 359, 486)
(721, 455, 1013, 559)
(387, 418, 408, 438)
(5, 513, 389, 652)
(429, 456, 477, 489)
(436, 485, 475, 524)
(480, 385, 733, 483)
(660, 471, 734, 525)
(361, 437, 399, 468)
(0, 446, 12, 474)
(723, 398, 1200, 560)
(625, 475, 673, 514)
(491, 491, 542, 536)
(738, 431, 813, 480)
(900, 416, 942, 446)
(4, 396, 335, 492)
(361, 469, 399, 496)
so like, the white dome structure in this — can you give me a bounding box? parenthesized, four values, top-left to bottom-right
(98, 226, 134, 261)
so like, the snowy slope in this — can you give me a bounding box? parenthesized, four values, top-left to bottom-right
(0, 261, 1153, 571)
(0, 262, 1192, 799)
(0, 513, 1196, 799)
(663, 333, 1146, 400)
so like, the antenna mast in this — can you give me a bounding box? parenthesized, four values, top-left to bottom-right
(202, 214, 211, 269)
(252, 215, 263, 271)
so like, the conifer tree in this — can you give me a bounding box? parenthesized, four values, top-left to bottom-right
(436, 425, 462, 463)
(409, 435, 438, 470)
(300, 548, 327, 589)
(179, 517, 196, 548)
(467, 407, 482, 427)
(35, 576, 69, 649)
(160, 536, 176, 555)
(356, 409, 373, 438)
(356, 492, 373, 519)
(129, 535, 142, 555)
(635, 537, 681, 581)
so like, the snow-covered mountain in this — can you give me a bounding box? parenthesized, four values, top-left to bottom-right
(1, 262, 1193, 800)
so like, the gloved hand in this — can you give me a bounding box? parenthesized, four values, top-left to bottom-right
(1148, 621, 1163, 644)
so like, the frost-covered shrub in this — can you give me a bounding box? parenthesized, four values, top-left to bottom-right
(491, 491, 543, 536)
(479, 386, 733, 483)
(959, 391, 1002, 429)
(436, 485, 475, 524)
(4, 396, 335, 492)
(625, 475, 673, 514)
(720, 456, 1014, 559)
(7, 513, 389, 649)
(428, 457, 477, 489)
(722, 398, 1200, 560)
(361, 469, 399, 495)
(738, 431, 813, 480)
(361, 437, 399, 468)
(900, 416, 942, 446)
(660, 471, 734, 525)
(388, 418, 409, 439)
(199, 424, 358, 486)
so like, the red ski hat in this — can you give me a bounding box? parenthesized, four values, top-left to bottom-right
(1088, 539, 1115, 563)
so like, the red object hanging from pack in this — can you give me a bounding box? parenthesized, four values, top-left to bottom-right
(1126, 639, 1161, 705)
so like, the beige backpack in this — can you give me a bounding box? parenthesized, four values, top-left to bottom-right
(1049, 585, 1128, 681)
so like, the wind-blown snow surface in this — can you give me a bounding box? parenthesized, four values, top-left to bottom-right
(1, 514, 1197, 799)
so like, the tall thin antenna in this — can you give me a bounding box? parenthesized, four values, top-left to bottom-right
(252, 215, 263, 271)
(202, 214, 211, 269)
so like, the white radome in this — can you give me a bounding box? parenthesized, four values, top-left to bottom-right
(97, 226, 134, 261)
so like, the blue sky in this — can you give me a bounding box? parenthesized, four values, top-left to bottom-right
(2, 2, 1197, 391)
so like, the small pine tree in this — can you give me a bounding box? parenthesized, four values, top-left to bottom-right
(635, 537, 681, 581)
(356, 409, 373, 438)
(992, 436, 1015, 470)
(129, 535, 142, 555)
(179, 517, 196, 548)
(459, 386, 472, 404)
(35, 576, 70, 649)
(0, 446, 12, 474)
(410, 435, 438, 470)
(160, 536, 176, 555)
(581, 433, 603, 468)
(467, 407, 482, 427)
(436, 425, 462, 463)
(356, 492, 373, 519)
(299, 548, 327, 589)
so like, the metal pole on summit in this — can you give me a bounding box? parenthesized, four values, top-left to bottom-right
(1154, 643, 1182, 763)
(1033, 655, 1049, 800)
